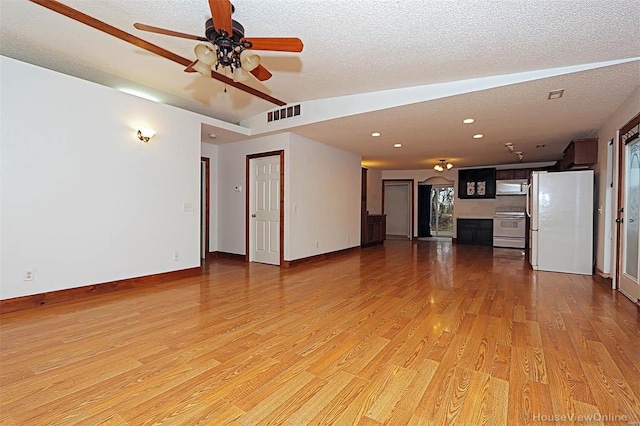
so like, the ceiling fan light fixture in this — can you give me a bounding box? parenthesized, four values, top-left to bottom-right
(233, 66, 250, 82)
(240, 49, 260, 71)
(192, 60, 212, 76)
(194, 43, 217, 66)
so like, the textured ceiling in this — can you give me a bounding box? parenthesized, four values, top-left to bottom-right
(2, 0, 639, 169)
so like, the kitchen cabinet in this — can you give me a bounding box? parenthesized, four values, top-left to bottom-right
(363, 214, 386, 246)
(458, 168, 496, 199)
(456, 219, 493, 246)
(560, 138, 598, 170)
(496, 169, 514, 180)
(496, 167, 553, 181)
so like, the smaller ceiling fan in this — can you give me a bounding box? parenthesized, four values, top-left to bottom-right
(134, 0, 303, 83)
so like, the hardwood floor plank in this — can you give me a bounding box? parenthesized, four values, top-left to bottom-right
(285, 370, 354, 425)
(1, 240, 638, 425)
(235, 370, 316, 425)
(364, 364, 416, 423)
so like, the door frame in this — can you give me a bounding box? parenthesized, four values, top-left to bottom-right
(382, 179, 414, 239)
(246, 150, 285, 266)
(200, 157, 210, 262)
(614, 112, 640, 293)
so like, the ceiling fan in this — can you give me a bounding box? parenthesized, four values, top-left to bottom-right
(28, 0, 302, 106)
(134, 1, 303, 84)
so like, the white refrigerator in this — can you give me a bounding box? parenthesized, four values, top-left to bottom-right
(527, 170, 594, 275)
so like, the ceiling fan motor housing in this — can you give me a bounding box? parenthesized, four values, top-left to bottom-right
(205, 18, 245, 42)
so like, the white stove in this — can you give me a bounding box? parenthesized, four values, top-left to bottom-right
(493, 206, 526, 248)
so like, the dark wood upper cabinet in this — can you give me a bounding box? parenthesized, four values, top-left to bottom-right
(495, 168, 531, 180)
(512, 168, 529, 179)
(560, 138, 598, 170)
(495, 169, 513, 180)
(458, 168, 496, 199)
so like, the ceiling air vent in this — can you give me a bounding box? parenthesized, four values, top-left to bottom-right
(267, 104, 301, 123)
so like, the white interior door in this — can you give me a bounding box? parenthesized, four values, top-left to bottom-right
(384, 182, 411, 238)
(251, 156, 280, 265)
(619, 136, 639, 302)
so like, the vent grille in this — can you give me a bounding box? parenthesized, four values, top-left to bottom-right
(267, 104, 301, 123)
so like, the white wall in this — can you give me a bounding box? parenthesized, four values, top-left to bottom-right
(200, 142, 219, 253)
(1, 57, 213, 300)
(216, 133, 361, 261)
(288, 134, 361, 259)
(595, 85, 640, 277)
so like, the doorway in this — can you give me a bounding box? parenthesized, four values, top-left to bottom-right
(616, 115, 639, 304)
(430, 185, 455, 237)
(418, 177, 454, 239)
(383, 180, 413, 239)
(247, 151, 284, 266)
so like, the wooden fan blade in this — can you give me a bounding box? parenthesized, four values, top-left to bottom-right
(208, 0, 233, 36)
(250, 65, 273, 81)
(30, 0, 192, 67)
(184, 60, 198, 72)
(134, 23, 207, 42)
(243, 37, 303, 52)
(29, 0, 285, 106)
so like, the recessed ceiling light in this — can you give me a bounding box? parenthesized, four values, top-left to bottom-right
(536, 144, 546, 148)
(462, 118, 475, 124)
(208, 133, 217, 139)
(473, 134, 484, 139)
(371, 132, 381, 137)
(548, 89, 564, 100)
(394, 143, 402, 148)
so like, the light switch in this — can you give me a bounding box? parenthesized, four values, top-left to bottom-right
(183, 202, 194, 211)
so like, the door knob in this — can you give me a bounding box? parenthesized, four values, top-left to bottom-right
(615, 218, 623, 223)
(251, 214, 256, 218)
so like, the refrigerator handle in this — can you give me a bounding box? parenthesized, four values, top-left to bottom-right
(525, 183, 532, 218)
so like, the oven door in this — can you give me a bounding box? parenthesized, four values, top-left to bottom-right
(493, 216, 526, 238)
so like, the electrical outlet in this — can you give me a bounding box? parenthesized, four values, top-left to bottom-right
(173, 251, 179, 261)
(183, 202, 194, 212)
(347, 236, 351, 244)
(24, 269, 34, 281)
(315, 241, 319, 248)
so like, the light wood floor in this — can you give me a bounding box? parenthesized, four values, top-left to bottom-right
(1, 240, 639, 425)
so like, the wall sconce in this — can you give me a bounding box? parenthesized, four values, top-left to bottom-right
(137, 128, 156, 143)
